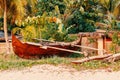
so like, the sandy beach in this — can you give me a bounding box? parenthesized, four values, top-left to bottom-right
(0, 64, 120, 80)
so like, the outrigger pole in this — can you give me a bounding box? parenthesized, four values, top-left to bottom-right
(34, 38, 106, 53)
(41, 46, 83, 54)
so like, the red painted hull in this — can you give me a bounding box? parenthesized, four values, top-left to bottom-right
(12, 35, 80, 59)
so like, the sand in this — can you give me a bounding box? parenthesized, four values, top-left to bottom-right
(0, 64, 120, 80)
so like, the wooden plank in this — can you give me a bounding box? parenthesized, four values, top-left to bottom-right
(103, 53, 120, 62)
(42, 46, 83, 54)
(71, 54, 112, 64)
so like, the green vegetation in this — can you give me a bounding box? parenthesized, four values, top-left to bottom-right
(7, 0, 120, 43)
(13, 15, 74, 42)
(65, 0, 102, 33)
(36, 0, 66, 16)
(0, 53, 120, 71)
(0, 53, 70, 70)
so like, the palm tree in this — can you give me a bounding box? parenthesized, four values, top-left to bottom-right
(95, 0, 120, 29)
(0, 0, 37, 54)
(113, 3, 120, 20)
(99, 0, 120, 19)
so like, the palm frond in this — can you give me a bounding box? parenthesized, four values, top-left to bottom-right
(113, 0, 120, 10)
(0, 0, 4, 8)
(0, 0, 4, 17)
(7, 0, 26, 24)
(26, 0, 38, 16)
(112, 0, 120, 17)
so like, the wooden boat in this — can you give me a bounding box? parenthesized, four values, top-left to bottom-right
(12, 34, 82, 59)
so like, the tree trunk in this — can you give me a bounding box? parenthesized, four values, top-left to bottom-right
(3, 0, 10, 54)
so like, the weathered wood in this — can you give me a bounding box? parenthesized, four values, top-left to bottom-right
(71, 54, 112, 64)
(44, 46, 83, 54)
(74, 45, 106, 52)
(103, 53, 120, 62)
(78, 32, 104, 38)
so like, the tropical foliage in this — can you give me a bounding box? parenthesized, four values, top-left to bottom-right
(99, 0, 120, 18)
(36, 0, 66, 16)
(14, 14, 72, 42)
(96, 0, 120, 30)
(13, 0, 120, 42)
(63, 0, 103, 33)
(0, 0, 120, 53)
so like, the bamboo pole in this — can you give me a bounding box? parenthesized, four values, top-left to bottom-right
(26, 41, 83, 54)
(74, 45, 106, 52)
(41, 46, 83, 54)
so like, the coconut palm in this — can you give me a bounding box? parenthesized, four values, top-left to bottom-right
(95, 0, 120, 29)
(0, 0, 37, 54)
(99, 0, 120, 19)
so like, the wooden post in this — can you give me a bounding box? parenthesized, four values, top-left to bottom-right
(97, 38, 104, 55)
